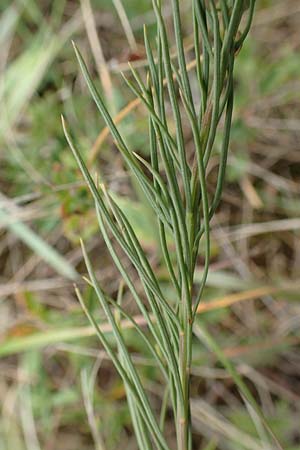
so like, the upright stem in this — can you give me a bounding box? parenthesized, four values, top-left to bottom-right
(177, 278, 193, 450)
(178, 331, 187, 450)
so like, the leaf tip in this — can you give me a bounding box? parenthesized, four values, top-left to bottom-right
(61, 114, 68, 137)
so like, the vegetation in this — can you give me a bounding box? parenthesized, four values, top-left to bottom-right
(1, 1, 300, 449)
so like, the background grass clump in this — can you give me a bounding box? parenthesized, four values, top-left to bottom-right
(1, 1, 300, 449)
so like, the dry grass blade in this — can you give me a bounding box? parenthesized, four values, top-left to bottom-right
(2, 281, 298, 357)
(80, 0, 114, 104)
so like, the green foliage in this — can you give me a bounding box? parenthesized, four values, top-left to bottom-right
(1, 1, 299, 449)
(63, 1, 264, 449)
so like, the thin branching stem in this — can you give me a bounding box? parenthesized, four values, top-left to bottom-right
(63, 2, 261, 449)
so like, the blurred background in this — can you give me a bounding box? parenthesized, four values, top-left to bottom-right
(0, 1, 300, 449)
